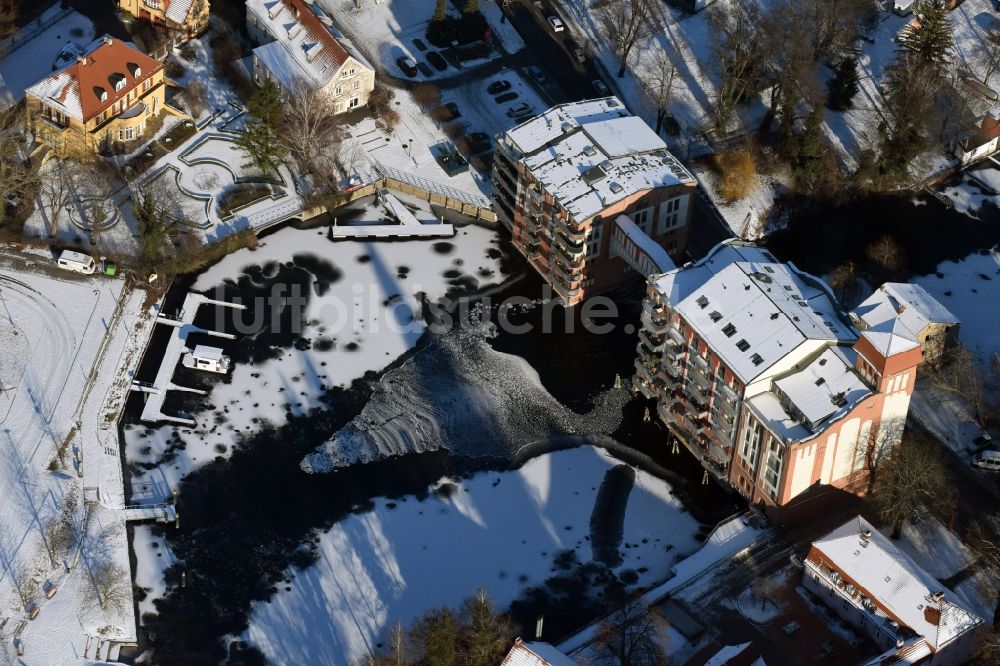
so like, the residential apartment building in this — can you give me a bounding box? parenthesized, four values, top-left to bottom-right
(853, 282, 959, 367)
(245, 0, 375, 113)
(117, 0, 210, 42)
(633, 240, 925, 508)
(26, 36, 169, 156)
(804, 516, 982, 664)
(493, 98, 697, 306)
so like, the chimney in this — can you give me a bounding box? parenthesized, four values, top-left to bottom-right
(77, 54, 86, 64)
(924, 605, 942, 626)
(104, 36, 113, 47)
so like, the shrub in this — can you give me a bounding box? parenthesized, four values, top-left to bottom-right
(411, 83, 442, 109)
(711, 148, 756, 202)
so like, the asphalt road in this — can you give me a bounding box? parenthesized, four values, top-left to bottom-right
(503, 0, 611, 105)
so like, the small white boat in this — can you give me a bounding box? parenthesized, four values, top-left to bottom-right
(181, 345, 231, 374)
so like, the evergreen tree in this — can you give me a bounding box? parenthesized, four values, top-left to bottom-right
(897, 0, 954, 67)
(458, 590, 513, 666)
(237, 80, 287, 175)
(412, 608, 459, 666)
(793, 105, 825, 183)
(247, 79, 284, 132)
(827, 57, 860, 110)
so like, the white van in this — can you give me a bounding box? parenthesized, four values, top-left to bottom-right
(972, 450, 1000, 471)
(893, 0, 914, 16)
(56, 250, 96, 275)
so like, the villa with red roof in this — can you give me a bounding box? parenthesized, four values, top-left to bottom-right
(117, 0, 210, 43)
(25, 36, 179, 156)
(245, 0, 375, 113)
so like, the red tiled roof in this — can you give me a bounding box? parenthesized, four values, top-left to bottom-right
(34, 37, 163, 123)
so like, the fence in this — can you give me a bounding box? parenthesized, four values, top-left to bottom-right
(372, 161, 497, 222)
(0, 6, 72, 61)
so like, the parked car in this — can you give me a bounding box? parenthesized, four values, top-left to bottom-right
(972, 449, 1000, 471)
(592, 79, 610, 96)
(565, 38, 585, 63)
(527, 66, 548, 85)
(973, 433, 994, 452)
(427, 51, 448, 72)
(396, 56, 418, 77)
(494, 91, 518, 104)
(487, 79, 512, 95)
(547, 16, 565, 32)
(507, 103, 533, 118)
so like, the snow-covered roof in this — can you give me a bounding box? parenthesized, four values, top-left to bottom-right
(247, 0, 364, 90)
(615, 214, 675, 273)
(809, 516, 982, 651)
(501, 639, 576, 666)
(164, 0, 196, 24)
(762, 346, 872, 435)
(501, 98, 695, 222)
(191, 345, 224, 361)
(25, 35, 161, 123)
(854, 282, 959, 341)
(703, 642, 765, 666)
(660, 241, 856, 383)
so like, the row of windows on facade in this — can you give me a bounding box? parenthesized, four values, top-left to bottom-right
(43, 77, 156, 127)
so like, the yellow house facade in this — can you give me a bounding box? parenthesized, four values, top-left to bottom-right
(117, 0, 210, 42)
(26, 37, 169, 157)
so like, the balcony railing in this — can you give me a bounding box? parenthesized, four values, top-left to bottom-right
(639, 327, 666, 352)
(666, 324, 685, 346)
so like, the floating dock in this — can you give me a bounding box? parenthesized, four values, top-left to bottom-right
(132, 292, 245, 425)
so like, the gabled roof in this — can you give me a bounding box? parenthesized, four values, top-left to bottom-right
(164, 0, 198, 24)
(664, 241, 856, 383)
(501, 639, 576, 666)
(25, 36, 162, 123)
(810, 516, 982, 651)
(246, 0, 362, 90)
(853, 283, 959, 342)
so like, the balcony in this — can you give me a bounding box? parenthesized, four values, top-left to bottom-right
(716, 381, 739, 403)
(639, 327, 666, 352)
(553, 215, 586, 242)
(716, 393, 739, 416)
(551, 260, 582, 287)
(552, 241, 584, 267)
(550, 276, 581, 301)
(666, 324, 685, 346)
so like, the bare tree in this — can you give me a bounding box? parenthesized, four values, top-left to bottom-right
(643, 46, 678, 136)
(857, 418, 905, 496)
(592, 596, 669, 666)
(594, 0, 662, 78)
(866, 234, 906, 272)
(280, 81, 344, 189)
(966, 515, 1000, 628)
(873, 434, 955, 539)
(708, 0, 766, 132)
(926, 345, 986, 426)
(976, 28, 1000, 85)
(38, 159, 82, 238)
(0, 0, 17, 40)
(89, 560, 131, 612)
(0, 107, 38, 230)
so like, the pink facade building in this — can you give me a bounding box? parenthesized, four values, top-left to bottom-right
(633, 240, 940, 508)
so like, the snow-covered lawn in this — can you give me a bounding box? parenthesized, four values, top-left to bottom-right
(244, 445, 703, 664)
(0, 257, 145, 663)
(895, 517, 973, 581)
(942, 173, 1000, 216)
(125, 221, 507, 493)
(0, 9, 94, 108)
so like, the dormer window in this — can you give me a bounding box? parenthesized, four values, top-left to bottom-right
(127, 62, 142, 78)
(109, 73, 126, 92)
(94, 86, 107, 102)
